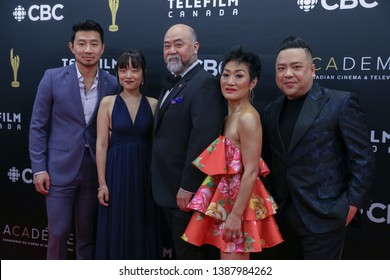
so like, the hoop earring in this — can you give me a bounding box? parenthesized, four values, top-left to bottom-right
(249, 88, 255, 103)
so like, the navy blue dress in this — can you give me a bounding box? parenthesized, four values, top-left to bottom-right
(96, 94, 160, 259)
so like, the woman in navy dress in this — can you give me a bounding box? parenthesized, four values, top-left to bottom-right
(95, 50, 160, 259)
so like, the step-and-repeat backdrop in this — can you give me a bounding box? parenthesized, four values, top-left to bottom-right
(1, 0, 389, 259)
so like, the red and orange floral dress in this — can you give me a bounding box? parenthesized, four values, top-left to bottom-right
(182, 136, 283, 253)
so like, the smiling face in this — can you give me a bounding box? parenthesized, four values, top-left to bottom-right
(118, 61, 143, 92)
(163, 24, 199, 75)
(275, 48, 315, 99)
(68, 30, 104, 70)
(220, 60, 258, 102)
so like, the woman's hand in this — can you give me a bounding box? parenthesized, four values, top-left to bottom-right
(97, 185, 109, 207)
(222, 212, 242, 242)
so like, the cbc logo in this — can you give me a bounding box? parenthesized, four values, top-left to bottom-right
(297, 0, 318, 12)
(13, 4, 64, 22)
(365, 203, 390, 224)
(7, 167, 33, 184)
(297, 0, 378, 12)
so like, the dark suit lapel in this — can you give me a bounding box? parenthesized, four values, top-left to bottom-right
(154, 64, 202, 132)
(66, 65, 85, 124)
(269, 97, 287, 153)
(288, 83, 329, 154)
(97, 69, 109, 100)
(153, 89, 166, 131)
(154, 83, 186, 132)
(158, 80, 186, 115)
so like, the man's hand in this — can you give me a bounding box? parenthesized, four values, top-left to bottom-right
(176, 188, 193, 212)
(34, 172, 50, 195)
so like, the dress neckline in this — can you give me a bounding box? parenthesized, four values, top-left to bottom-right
(117, 94, 144, 125)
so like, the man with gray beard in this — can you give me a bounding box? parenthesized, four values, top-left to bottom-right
(151, 24, 225, 259)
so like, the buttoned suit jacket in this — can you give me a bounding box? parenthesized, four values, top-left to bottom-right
(262, 82, 375, 234)
(151, 64, 226, 208)
(29, 64, 117, 186)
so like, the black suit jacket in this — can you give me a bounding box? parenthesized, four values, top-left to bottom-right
(262, 82, 375, 234)
(151, 64, 226, 208)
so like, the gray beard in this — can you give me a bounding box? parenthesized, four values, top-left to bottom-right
(167, 59, 184, 74)
(166, 54, 196, 74)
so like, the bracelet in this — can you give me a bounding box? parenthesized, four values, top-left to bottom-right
(98, 185, 108, 191)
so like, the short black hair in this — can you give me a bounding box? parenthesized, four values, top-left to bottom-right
(221, 46, 261, 81)
(277, 36, 313, 57)
(116, 49, 147, 82)
(70, 19, 104, 44)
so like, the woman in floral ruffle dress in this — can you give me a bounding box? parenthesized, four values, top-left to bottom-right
(181, 47, 283, 260)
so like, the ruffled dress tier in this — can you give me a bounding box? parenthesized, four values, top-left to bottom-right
(182, 136, 283, 253)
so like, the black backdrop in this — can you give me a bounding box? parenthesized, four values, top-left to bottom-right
(1, 0, 389, 259)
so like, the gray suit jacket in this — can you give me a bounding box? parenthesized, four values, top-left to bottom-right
(263, 82, 375, 233)
(29, 64, 117, 186)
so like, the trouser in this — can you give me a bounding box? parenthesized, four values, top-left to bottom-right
(46, 148, 98, 259)
(162, 207, 218, 260)
(273, 200, 346, 260)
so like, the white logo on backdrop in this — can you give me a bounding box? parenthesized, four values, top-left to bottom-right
(8, 167, 20, 183)
(2, 224, 75, 251)
(365, 203, 390, 224)
(13, 4, 64, 22)
(0, 112, 22, 131)
(297, 0, 318, 12)
(371, 130, 390, 154)
(297, 0, 378, 12)
(7, 167, 33, 184)
(13, 5, 27, 21)
(167, 0, 239, 18)
(314, 55, 390, 81)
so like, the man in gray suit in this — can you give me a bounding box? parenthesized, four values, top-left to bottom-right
(262, 36, 375, 259)
(151, 24, 225, 259)
(29, 20, 117, 259)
